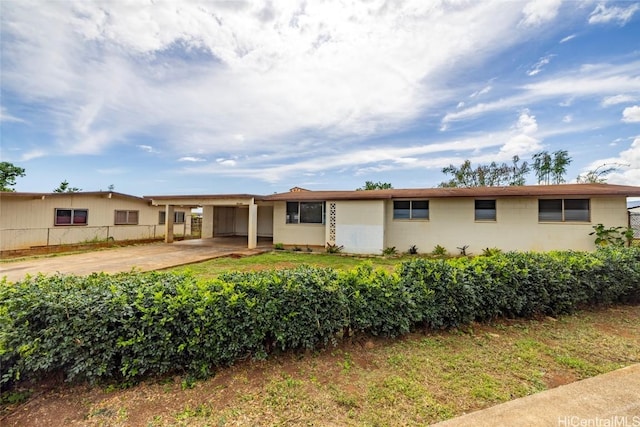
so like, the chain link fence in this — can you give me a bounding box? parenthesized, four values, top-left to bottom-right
(191, 216, 202, 238)
(630, 212, 640, 239)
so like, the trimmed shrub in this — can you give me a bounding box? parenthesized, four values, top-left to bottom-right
(2, 248, 639, 390)
(340, 263, 422, 337)
(397, 258, 476, 329)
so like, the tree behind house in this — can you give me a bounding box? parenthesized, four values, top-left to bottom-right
(576, 163, 625, 184)
(53, 180, 82, 193)
(358, 181, 393, 190)
(532, 150, 571, 185)
(438, 156, 529, 188)
(0, 162, 26, 192)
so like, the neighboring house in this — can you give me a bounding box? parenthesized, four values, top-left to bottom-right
(0, 191, 192, 252)
(147, 183, 640, 254)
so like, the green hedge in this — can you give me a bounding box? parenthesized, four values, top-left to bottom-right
(2, 248, 639, 389)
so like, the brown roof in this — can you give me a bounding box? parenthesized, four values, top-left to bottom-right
(264, 184, 640, 201)
(144, 194, 264, 201)
(6, 184, 638, 205)
(0, 191, 150, 203)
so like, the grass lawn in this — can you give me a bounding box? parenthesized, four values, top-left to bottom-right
(3, 251, 639, 426)
(168, 250, 427, 279)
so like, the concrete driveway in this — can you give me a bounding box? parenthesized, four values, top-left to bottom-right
(0, 237, 271, 283)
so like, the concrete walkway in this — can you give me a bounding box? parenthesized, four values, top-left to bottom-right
(0, 238, 271, 283)
(433, 363, 640, 427)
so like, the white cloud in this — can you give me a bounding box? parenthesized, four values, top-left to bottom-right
(514, 109, 538, 134)
(137, 145, 156, 153)
(527, 55, 555, 76)
(602, 94, 637, 107)
(499, 110, 542, 157)
(559, 34, 576, 43)
(498, 134, 542, 159)
(0, 106, 26, 123)
(596, 137, 640, 186)
(524, 62, 640, 96)
(0, 1, 564, 159)
(562, 115, 572, 123)
(588, 3, 640, 25)
(622, 106, 640, 123)
(559, 98, 573, 107)
(20, 149, 47, 161)
(1, 1, 637, 190)
(442, 60, 640, 125)
(520, 0, 563, 27)
(470, 86, 492, 98)
(216, 159, 237, 167)
(181, 112, 544, 183)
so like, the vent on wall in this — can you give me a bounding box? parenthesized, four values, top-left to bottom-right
(329, 202, 336, 244)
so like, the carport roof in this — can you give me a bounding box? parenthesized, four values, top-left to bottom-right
(146, 194, 263, 200)
(144, 194, 266, 205)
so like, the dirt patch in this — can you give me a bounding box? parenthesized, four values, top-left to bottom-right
(2, 382, 107, 427)
(543, 370, 578, 388)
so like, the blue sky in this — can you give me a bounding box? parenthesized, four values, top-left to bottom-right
(1, 0, 640, 197)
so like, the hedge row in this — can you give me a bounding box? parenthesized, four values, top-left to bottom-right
(2, 247, 639, 388)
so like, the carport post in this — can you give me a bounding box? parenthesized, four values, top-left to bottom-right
(165, 204, 174, 243)
(248, 200, 258, 249)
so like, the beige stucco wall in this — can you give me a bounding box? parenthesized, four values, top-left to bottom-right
(0, 194, 188, 251)
(214, 206, 237, 236)
(268, 195, 629, 254)
(236, 207, 249, 235)
(333, 200, 386, 254)
(271, 201, 326, 246)
(384, 196, 629, 254)
(257, 205, 274, 237)
(201, 205, 214, 238)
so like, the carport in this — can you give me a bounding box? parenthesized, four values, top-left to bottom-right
(145, 194, 273, 249)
